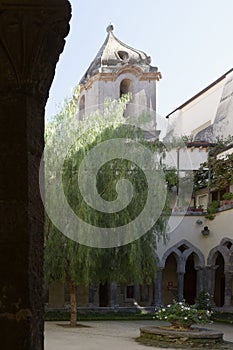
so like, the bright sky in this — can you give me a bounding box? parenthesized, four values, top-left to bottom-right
(45, 0, 233, 120)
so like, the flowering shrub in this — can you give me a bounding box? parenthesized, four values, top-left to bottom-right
(155, 300, 212, 329)
(196, 290, 211, 310)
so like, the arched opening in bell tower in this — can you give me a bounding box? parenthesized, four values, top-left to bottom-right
(120, 78, 133, 97)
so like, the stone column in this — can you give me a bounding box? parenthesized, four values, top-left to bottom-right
(0, 1, 71, 349)
(89, 283, 96, 306)
(195, 266, 204, 301)
(134, 283, 140, 303)
(153, 268, 163, 306)
(110, 282, 119, 308)
(177, 272, 184, 302)
(206, 266, 217, 307)
(224, 271, 233, 308)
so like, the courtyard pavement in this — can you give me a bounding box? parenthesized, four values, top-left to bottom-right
(45, 319, 233, 350)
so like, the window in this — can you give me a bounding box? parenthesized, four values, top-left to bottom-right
(118, 50, 129, 61)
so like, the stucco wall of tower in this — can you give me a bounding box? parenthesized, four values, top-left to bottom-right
(156, 208, 233, 263)
(79, 72, 158, 117)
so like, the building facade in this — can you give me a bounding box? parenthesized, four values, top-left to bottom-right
(48, 27, 233, 312)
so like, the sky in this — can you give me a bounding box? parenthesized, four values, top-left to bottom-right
(45, 0, 233, 120)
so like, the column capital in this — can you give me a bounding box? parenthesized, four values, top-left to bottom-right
(206, 265, 219, 270)
(0, 0, 71, 105)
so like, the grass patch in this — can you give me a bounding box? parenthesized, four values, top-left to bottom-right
(136, 337, 233, 349)
(45, 309, 233, 324)
(212, 312, 233, 325)
(45, 310, 154, 322)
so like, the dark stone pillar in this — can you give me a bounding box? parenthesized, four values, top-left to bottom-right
(177, 272, 184, 302)
(89, 283, 96, 306)
(195, 266, 204, 301)
(110, 282, 119, 308)
(134, 283, 140, 303)
(206, 266, 217, 307)
(0, 1, 71, 349)
(224, 271, 233, 308)
(153, 268, 163, 306)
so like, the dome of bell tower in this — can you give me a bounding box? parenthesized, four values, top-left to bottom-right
(80, 25, 159, 85)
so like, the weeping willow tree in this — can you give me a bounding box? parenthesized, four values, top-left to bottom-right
(44, 89, 170, 326)
(44, 88, 92, 327)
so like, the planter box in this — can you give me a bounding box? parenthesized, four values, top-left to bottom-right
(220, 200, 233, 206)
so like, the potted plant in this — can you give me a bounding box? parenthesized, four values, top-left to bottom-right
(205, 200, 220, 220)
(221, 192, 233, 206)
(155, 299, 212, 330)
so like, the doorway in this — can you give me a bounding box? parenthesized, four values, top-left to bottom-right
(183, 254, 197, 304)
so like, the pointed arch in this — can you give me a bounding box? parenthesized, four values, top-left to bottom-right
(161, 239, 205, 271)
(207, 237, 233, 267)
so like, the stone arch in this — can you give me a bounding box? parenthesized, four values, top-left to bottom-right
(161, 239, 205, 271)
(207, 237, 233, 267)
(207, 237, 233, 308)
(162, 251, 179, 304)
(115, 65, 144, 79)
(119, 78, 134, 117)
(161, 240, 205, 303)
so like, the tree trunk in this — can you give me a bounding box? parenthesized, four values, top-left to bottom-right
(68, 281, 77, 327)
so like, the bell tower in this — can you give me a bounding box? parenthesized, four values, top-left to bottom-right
(77, 25, 161, 121)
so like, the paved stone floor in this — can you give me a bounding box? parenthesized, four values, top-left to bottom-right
(45, 320, 233, 350)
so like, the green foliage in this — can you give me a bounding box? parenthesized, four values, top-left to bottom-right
(204, 200, 220, 220)
(156, 300, 212, 328)
(164, 167, 178, 190)
(222, 192, 233, 200)
(195, 290, 211, 311)
(209, 200, 220, 213)
(44, 222, 91, 285)
(164, 135, 194, 150)
(44, 89, 170, 290)
(204, 213, 215, 220)
(44, 310, 154, 321)
(194, 144, 233, 193)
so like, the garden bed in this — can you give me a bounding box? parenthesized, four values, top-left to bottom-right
(139, 326, 233, 349)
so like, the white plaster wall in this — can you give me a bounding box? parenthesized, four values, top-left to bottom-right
(156, 208, 233, 263)
(164, 147, 208, 170)
(166, 79, 225, 137)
